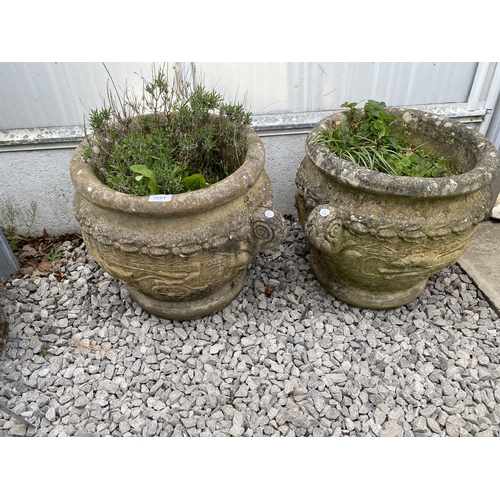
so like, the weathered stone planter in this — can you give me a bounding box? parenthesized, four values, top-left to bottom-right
(70, 122, 286, 320)
(296, 107, 500, 309)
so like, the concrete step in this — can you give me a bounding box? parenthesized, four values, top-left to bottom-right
(458, 219, 500, 315)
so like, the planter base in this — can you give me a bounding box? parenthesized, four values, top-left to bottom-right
(127, 268, 247, 320)
(310, 251, 427, 310)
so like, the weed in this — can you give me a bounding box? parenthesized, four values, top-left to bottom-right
(5, 204, 16, 229)
(1, 204, 18, 249)
(1, 200, 37, 248)
(9, 238, 20, 251)
(47, 246, 64, 262)
(25, 201, 38, 237)
(89, 107, 111, 132)
(314, 100, 457, 178)
(39, 344, 50, 358)
(83, 64, 252, 196)
(3, 225, 20, 251)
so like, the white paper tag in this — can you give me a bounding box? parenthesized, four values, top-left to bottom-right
(149, 194, 172, 202)
(319, 208, 330, 217)
(264, 210, 275, 219)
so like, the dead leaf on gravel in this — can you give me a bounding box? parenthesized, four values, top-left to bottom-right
(22, 266, 35, 276)
(3, 231, 84, 283)
(53, 270, 67, 282)
(20, 244, 38, 257)
(37, 259, 53, 273)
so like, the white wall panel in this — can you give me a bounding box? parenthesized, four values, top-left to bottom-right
(0, 62, 481, 130)
(0, 62, 169, 129)
(194, 62, 479, 115)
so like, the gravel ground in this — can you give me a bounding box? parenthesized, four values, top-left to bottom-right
(1, 219, 499, 437)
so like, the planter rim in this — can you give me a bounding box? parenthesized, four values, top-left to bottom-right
(70, 122, 265, 216)
(306, 107, 500, 198)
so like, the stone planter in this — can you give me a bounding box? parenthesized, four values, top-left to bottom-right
(70, 121, 286, 320)
(296, 107, 500, 309)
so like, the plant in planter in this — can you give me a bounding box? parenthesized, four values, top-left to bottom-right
(295, 100, 500, 309)
(70, 66, 286, 320)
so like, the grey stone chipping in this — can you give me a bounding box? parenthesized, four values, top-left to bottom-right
(0, 220, 499, 437)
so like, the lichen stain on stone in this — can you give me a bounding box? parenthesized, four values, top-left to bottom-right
(440, 179, 459, 196)
(402, 112, 413, 123)
(341, 169, 360, 187)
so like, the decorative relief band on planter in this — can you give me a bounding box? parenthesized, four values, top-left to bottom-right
(70, 121, 286, 320)
(295, 108, 500, 309)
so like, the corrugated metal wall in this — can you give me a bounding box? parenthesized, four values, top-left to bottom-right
(0, 61, 489, 128)
(193, 62, 480, 115)
(0, 62, 167, 129)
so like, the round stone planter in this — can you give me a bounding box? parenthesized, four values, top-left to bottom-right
(295, 107, 500, 309)
(70, 121, 286, 320)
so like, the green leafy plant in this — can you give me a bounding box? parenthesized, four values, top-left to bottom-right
(39, 344, 50, 358)
(88, 107, 111, 132)
(183, 173, 210, 191)
(314, 100, 457, 178)
(83, 65, 252, 196)
(130, 165, 160, 195)
(47, 245, 64, 262)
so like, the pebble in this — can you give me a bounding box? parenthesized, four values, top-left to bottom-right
(9, 424, 28, 436)
(229, 411, 245, 436)
(379, 421, 403, 437)
(427, 417, 442, 434)
(413, 416, 429, 435)
(0, 221, 499, 437)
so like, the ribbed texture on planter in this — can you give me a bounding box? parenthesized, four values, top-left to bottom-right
(295, 107, 500, 309)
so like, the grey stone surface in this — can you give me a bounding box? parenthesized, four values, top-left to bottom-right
(0, 149, 78, 237)
(458, 219, 500, 315)
(0, 219, 499, 437)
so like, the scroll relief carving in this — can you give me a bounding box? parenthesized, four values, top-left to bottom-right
(304, 200, 483, 283)
(77, 196, 285, 301)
